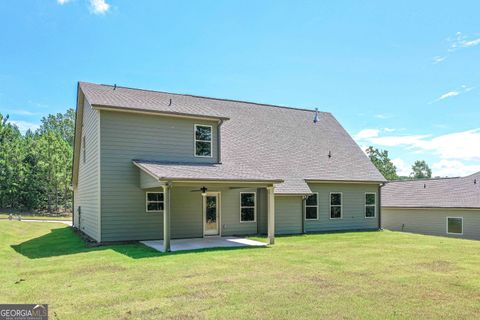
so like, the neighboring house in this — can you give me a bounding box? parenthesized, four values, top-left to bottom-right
(382, 172, 480, 240)
(72, 81, 385, 251)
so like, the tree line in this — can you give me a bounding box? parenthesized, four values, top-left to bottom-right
(366, 146, 432, 181)
(0, 109, 74, 213)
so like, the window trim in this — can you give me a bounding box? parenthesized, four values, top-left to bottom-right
(305, 192, 319, 220)
(194, 124, 213, 158)
(364, 192, 376, 219)
(145, 191, 164, 213)
(239, 192, 256, 223)
(329, 192, 343, 219)
(446, 216, 463, 235)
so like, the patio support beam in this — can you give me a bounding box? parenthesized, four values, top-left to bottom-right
(267, 186, 275, 245)
(163, 183, 171, 252)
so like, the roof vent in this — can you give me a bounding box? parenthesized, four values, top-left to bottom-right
(475, 179, 477, 185)
(423, 183, 426, 189)
(313, 108, 319, 123)
(328, 151, 332, 158)
(113, 84, 117, 90)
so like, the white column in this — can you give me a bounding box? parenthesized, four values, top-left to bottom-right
(267, 186, 275, 245)
(163, 184, 171, 252)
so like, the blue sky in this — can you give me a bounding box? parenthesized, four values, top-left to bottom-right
(1, 0, 479, 177)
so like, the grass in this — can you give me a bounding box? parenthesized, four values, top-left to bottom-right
(1, 221, 480, 319)
(0, 213, 72, 221)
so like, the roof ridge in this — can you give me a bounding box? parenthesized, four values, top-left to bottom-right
(79, 81, 331, 115)
(387, 176, 462, 183)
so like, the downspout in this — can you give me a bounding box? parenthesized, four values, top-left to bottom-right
(378, 183, 385, 230)
(217, 120, 224, 164)
(302, 196, 306, 234)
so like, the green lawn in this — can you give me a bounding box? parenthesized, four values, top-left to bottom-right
(0, 213, 72, 221)
(1, 221, 480, 319)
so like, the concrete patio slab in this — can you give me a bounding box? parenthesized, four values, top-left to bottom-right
(141, 236, 267, 252)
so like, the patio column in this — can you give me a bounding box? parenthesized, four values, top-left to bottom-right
(267, 186, 275, 245)
(163, 184, 171, 252)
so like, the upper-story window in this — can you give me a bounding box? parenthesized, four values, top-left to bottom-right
(194, 124, 212, 157)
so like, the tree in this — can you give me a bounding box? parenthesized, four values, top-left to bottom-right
(0, 109, 74, 214)
(411, 160, 432, 179)
(365, 146, 398, 180)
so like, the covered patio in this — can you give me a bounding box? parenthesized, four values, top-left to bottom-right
(141, 236, 267, 253)
(133, 160, 282, 252)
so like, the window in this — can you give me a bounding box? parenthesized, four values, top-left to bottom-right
(194, 124, 212, 157)
(330, 192, 342, 219)
(447, 217, 463, 235)
(146, 192, 164, 212)
(240, 192, 256, 222)
(305, 193, 318, 220)
(82, 135, 86, 163)
(365, 193, 376, 218)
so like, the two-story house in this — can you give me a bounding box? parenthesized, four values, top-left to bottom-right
(72, 82, 385, 251)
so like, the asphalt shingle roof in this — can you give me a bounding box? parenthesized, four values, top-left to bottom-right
(382, 172, 480, 209)
(80, 82, 385, 194)
(133, 160, 283, 183)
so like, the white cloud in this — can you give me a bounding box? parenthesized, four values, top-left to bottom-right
(354, 129, 379, 140)
(430, 85, 474, 104)
(383, 128, 396, 132)
(391, 158, 411, 176)
(357, 129, 480, 162)
(57, 0, 71, 4)
(374, 114, 392, 119)
(11, 120, 40, 134)
(449, 32, 480, 51)
(432, 160, 480, 177)
(432, 56, 446, 64)
(89, 0, 110, 14)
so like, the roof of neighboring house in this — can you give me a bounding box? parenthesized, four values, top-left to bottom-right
(133, 160, 284, 184)
(382, 171, 480, 209)
(78, 82, 386, 193)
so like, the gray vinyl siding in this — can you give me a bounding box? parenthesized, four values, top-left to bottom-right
(75, 99, 100, 241)
(99, 110, 219, 241)
(382, 208, 480, 240)
(275, 196, 303, 235)
(305, 183, 380, 232)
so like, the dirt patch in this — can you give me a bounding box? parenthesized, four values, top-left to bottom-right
(417, 260, 455, 272)
(76, 264, 127, 274)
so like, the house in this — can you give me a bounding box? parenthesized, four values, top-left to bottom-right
(72, 81, 385, 251)
(381, 172, 480, 240)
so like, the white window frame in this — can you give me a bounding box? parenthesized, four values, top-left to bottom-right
(194, 124, 213, 158)
(329, 192, 343, 219)
(446, 216, 463, 235)
(365, 192, 376, 218)
(145, 192, 164, 213)
(240, 192, 256, 223)
(305, 192, 319, 220)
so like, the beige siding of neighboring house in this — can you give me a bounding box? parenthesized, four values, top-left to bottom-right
(305, 183, 380, 233)
(99, 110, 222, 242)
(383, 208, 480, 240)
(74, 99, 101, 241)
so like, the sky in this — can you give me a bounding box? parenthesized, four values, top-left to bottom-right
(0, 0, 479, 177)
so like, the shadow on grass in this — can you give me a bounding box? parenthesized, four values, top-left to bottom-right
(11, 226, 266, 260)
